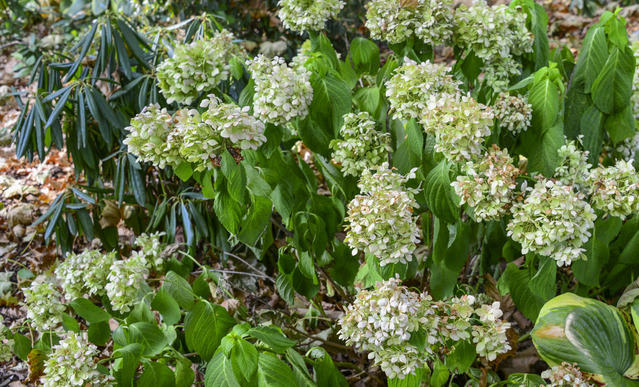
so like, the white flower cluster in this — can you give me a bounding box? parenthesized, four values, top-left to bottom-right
(0, 317, 13, 362)
(588, 160, 639, 220)
(386, 59, 493, 162)
(175, 96, 266, 171)
(454, 1, 533, 92)
(55, 250, 117, 300)
(22, 280, 65, 332)
(156, 30, 246, 105)
(541, 362, 595, 387)
(386, 59, 460, 121)
(329, 112, 391, 176)
(133, 232, 170, 272)
(345, 165, 420, 266)
(423, 95, 494, 163)
(615, 132, 639, 161)
(452, 146, 519, 221)
(41, 332, 114, 387)
(123, 104, 182, 169)
(471, 302, 511, 361)
(105, 255, 149, 313)
(337, 277, 436, 379)
(507, 179, 596, 267)
(554, 141, 591, 189)
(278, 0, 345, 32)
(125, 96, 266, 172)
(338, 278, 511, 379)
(248, 55, 313, 126)
(365, 0, 455, 45)
(493, 92, 532, 135)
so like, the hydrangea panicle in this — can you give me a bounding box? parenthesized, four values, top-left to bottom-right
(452, 146, 520, 221)
(22, 280, 65, 332)
(156, 30, 246, 105)
(41, 332, 114, 387)
(554, 141, 591, 189)
(278, 0, 345, 32)
(588, 159, 639, 220)
(507, 179, 596, 266)
(330, 112, 391, 176)
(133, 231, 170, 272)
(365, 0, 455, 45)
(247, 55, 313, 126)
(56, 250, 117, 300)
(105, 255, 149, 313)
(541, 362, 595, 387)
(493, 92, 532, 135)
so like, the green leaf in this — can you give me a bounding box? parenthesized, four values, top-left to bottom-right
(214, 190, 243, 235)
(138, 362, 176, 387)
(92, 0, 109, 15)
(232, 338, 259, 380)
(310, 348, 348, 387)
(13, 333, 32, 361)
(276, 274, 295, 305)
(350, 37, 380, 75)
(581, 105, 605, 165)
(353, 86, 381, 115)
(529, 76, 560, 133)
(256, 352, 297, 387)
(572, 26, 608, 92)
(507, 373, 546, 386)
(523, 118, 564, 177)
(530, 256, 557, 302)
(127, 322, 168, 357)
(502, 264, 545, 321)
(45, 86, 72, 129)
(174, 162, 193, 182)
(247, 326, 296, 354)
(238, 196, 272, 245)
(591, 46, 636, 115)
(151, 290, 182, 325)
(605, 106, 636, 145)
(176, 358, 195, 387)
(309, 74, 351, 143)
(532, 293, 639, 386)
(388, 369, 425, 387)
(163, 271, 195, 310)
(286, 349, 316, 387)
(424, 161, 458, 224)
(446, 340, 476, 374)
(70, 298, 111, 323)
(205, 351, 241, 387)
(221, 151, 247, 204)
(185, 300, 235, 361)
(88, 321, 111, 346)
(113, 343, 144, 387)
(607, 15, 629, 50)
(430, 359, 449, 387)
(62, 313, 80, 333)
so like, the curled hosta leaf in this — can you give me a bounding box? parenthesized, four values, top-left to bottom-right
(532, 293, 639, 386)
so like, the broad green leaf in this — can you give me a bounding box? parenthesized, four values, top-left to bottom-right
(163, 271, 195, 310)
(529, 76, 560, 133)
(221, 151, 247, 204)
(607, 14, 629, 50)
(507, 373, 546, 386)
(572, 27, 608, 91)
(523, 118, 564, 177)
(238, 196, 272, 246)
(247, 326, 296, 354)
(138, 362, 176, 387)
(205, 351, 240, 387)
(310, 348, 348, 387)
(256, 352, 297, 387)
(350, 37, 380, 75)
(185, 301, 235, 361)
(113, 343, 144, 387)
(286, 349, 315, 387)
(88, 321, 110, 346)
(581, 105, 605, 164)
(591, 46, 635, 115)
(310, 74, 351, 138)
(424, 161, 458, 224)
(530, 256, 557, 302)
(151, 290, 182, 325)
(353, 86, 381, 115)
(572, 217, 620, 287)
(214, 189, 243, 235)
(430, 359, 450, 387)
(501, 264, 545, 321)
(276, 274, 295, 305)
(127, 322, 167, 356)
(532, 293, 639, 386)
(388, 369, 425, 387)
(446, 340, 476, 374)
(174, 162, 193, 182)
(232, 338, 258, 380)
(13, 333, 31, 361)
(70, 298, 111, 323)
(176, 358, 195, 387)
(605, 106, 636, 145)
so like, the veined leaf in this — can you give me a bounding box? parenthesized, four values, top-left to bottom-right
(591, 45, 635, 115)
